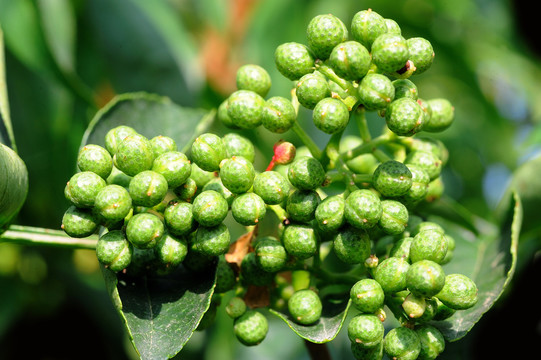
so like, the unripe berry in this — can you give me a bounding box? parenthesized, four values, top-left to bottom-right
(231, 192, 267, 226)
(372, 160, 413, 197)
(192, 190, 228, 227)
(358, 73, 395, 111)
(233, 310, 269, 346)
(222, 133, 256, 163)
(315, 194, 345, 233)
(262, 96, 297, 134)
(282, 223, 318, 260)
(274, 42, 316, 81)
(383, 327, 421, 360)
(77, 144, 113, 179)
(113, 133, 154, 176)
(227, 90, 266, 129)
(190, 133, 227, 172)
(288, 156, 325, 190)
(332, 226, 371, 264)
(296, 72, 331, 110)
(350, 9, 387, 51)
(373, 256, 410, 293)
(126, 212, 164, 249)
(65, 171, 107, 208)
(96, 230, 133, 272)
(415, 324, 446, 360)
(435, 273, 478, 310)
(312, 97, 350, 134)
(385, 97, 426, 136)
(406, 259, 446, 297)
(104, 125, 138, 155)
(150, 135, 178, 158)
(164, 200, 197, 236)
(407, 37, 435, 75)
(151, 151, 191, 189)
(350, 278, 385, 313)
(94, 184, 133, 223)
(253, 171, 290, 205)
(306, 13, 348, 60)
(128, 170, 168, 207)
(288, 289, 322, 325)
(61, 205, 100, 238)
(255, 236, 288, 272)
(226, 297, 247, 319)
(371, 33, 409, 73)
(154, 232, 188, 268)
(191, 223, 230, 257)
(347, 314, 384, 347)
(328, 41, 371, 81)
(219, 156, 255, 194)
(286, 189, 320, 223)
(344, 189, 382, 230)
(236, 64, 272, 97)
(424, 98, 454, 132)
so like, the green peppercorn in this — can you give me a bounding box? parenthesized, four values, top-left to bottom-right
(406, 259, 446, 297)
(288, 156, 325, 190)
(192, 190, 229, 227)
(372, 160, 413, 197)
(149, 135, 178, 158)
(219, 156, 255, 194)
(274, 42, 316, 81)
(231, 192, 267, 226)
(236, 64, 272, 97)
(288, 289, 322, 325)
(61, 205, 100, 238)
(332, 226, 371, 264)
(190, 133, 227, 172)
(350, 278, 385, 313)
(344, 189, 382, 230)
(113, 133, 155, 176)
(383, 326, 421, 360)
(347, 314, 385, 347)
(252, 171, 290, 205)
(255, 236, 288, 273)
(163, 200, 197, 236)
(282, 223, 318, 260)
(233, 310, 269, 346)
(435, 273, 478, 310)
(96, 230, 133, 272)
(312, 97, 350, 134)
(65, 171, 107, 208)
(126, 212, 164, 249)
(286, 189, 321, 223)
(222, 133, 256, 163)
(128, 170, 169, 208)
(262, 96, 297, 134)
(77, 144, 113, 179)
(328, 41, 371, 81)
(191, 223, 230, 257)
(151, 151, 191, 189)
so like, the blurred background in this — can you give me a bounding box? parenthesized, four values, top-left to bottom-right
(0, 0, 540, 359)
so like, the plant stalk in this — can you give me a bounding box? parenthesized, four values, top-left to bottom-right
(0, 225, 98, 249)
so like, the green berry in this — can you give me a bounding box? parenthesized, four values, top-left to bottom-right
(231, 192, 267, 226)
(410, 229, 448, 263)
(408, 136, 449, 165)
(126, 212, 164, 249)
(286, 189, 321, 223)
(385, 97, 426, 136)
(306, 13, 348, 60)
(226, 297, 247, 319)
(398, 164, 430, 207)
(384, 18, 401, 34)
(96, 230, 133, 272)
(128, 170, 168, 207)
(435, 273, 478, 310)
(424, 98, 454, 132)
(389, 236, 413, 261)
(288, 289, 322, 325)
(287, 156, 325, 190)
(113, 133, 155, 176)
(371, 33, 409, 73)
(173, 177, 198, 202)
(233, 310, 269, 346)
(104, 125, 138, 155)
(296, 72, 331, 110)
(312, 97, 350, 134)
(77, 144, 113, 179)
(192, 190, 229, 227)
(315, 194, 345, 233)
(236, 64, 271, 97)
(223, 133, 255, 163)
(344, 189, 382, 230)
(392, 79, 418, 100)
(350, 9, 387, 51)
(347, 314, 384, 347)
(406, 259, 446, 297)
(94, 184, 133, 223)
(357, 73, 395, 111)
(61, 205, 100, 238)
(215, 255, 237, 293)
(255, 236, 288, 273)
(262, 96, 297, 133)
(240, 251, 274, 286)
(402, 292, 427, 319)
(106, 165, 132, 188)
(191, 223, 230, 257)
(407, 37, 434, 75)
(351, 341, 383, 360)
(152, 151, 191, 188)
(404, 150, 443, 181)
(228, 89, 266, 130)
(378, 199, 409, 235)
(219, 156, 255, 194)
(150, 135, 178, 158)
(64, 171, 107, 208)
(164, 200, 197, 236)
(202, 177, 235, 206)
(372, 160, 413, 197)
(282, 223, 318, 260)
(340, 135, 380, 174)
(425, 177, 444, 202)
(274, 42, 316, 81)
(217, 98, 238, 129)
(328, 41, 371, 81)
(190, 133, 227, 172)
(252, 171, 290, 205)
(383, 327, 421, 360)
(373, 256, 410, 293)
(415, 324, 445, 360)
(350, 278, 385, 313)
(154, 231, 188, 268)
(332, 226, 371, 264)
(189, 162, 217, 190)
(432, 297, 456, 320)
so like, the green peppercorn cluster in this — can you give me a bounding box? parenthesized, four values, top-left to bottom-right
(61, 8, 478, 359)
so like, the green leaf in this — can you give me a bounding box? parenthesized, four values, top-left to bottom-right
(36, 0, 76, 73)
(427, 191, 521, 341)
(269, 297, 351, 344)
(81, 92, 215, 154)
(101, 264, 217, 360)
(84, 0, 202, 106)
(0, 144, 29, 232)
(0, 25, 14, 149)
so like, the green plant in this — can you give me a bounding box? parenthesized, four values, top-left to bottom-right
(0, 5, 526, 360)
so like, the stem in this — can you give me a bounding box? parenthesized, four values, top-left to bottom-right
(267, 204, 289, 224)
(1, 225, 98, 250)
(291, 121, 322, 160)
(353, 106, 371, 143)
(339, 133, 394, 162)
(315, 60, 357, 96)
(304, 340, 331, 360)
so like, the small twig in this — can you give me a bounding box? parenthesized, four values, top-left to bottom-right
(304, 340, 332, 360)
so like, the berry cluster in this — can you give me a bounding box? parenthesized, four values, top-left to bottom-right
(61, 8, 478, 359)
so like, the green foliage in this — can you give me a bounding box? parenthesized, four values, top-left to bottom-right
(0, 1, 539, 359)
